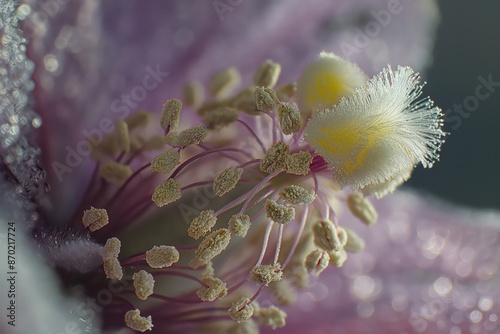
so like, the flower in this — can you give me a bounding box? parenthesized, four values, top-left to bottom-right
(3, 1, 500, 334)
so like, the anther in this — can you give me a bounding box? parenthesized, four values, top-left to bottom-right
(255, 87, 278, 111)
(328, 248, 348, 267)
(312, 220, 347, 252)
(103, 237, 121, 258)
(343, 227, 365, 253)
(160, 98, 182, 131)
(202, 106, 239, 129)
(124, 309, 153, 332)
(102, 257, 123, 280)
(277, 102, 301, 135)
(188, 210, 218, 240)
(229, 297, 254, 322)
(150, 149, 180, 174)
(228, 213, 251, 238)
(209, 67, 241, 98)
(194, 228, 231, 265)
(143, 135, 166, 151)
(275, 82, 296, 101)
(280, 185, 315, 205)
(255, 306, 287, 329)
(99, 161, 132, 186)
(250, 263, 283, 285)
(146, 245, 179, 268)
(151, 179, 182, 207)
(231, 88, 260, 115)
(165, 125, 208, 147)
(124, 111, 151, 130)
(115, 119, 131, 153)
(253, 60, 281, 88)
(346, 192, 378, 226)
(196, 276, 228, 302)
(82, 207, 109, 232)
(260, 141, 290, 173)
(213, 166, 243, 197)
(285, 151, 313, 175)
(265, 200, 295, 225)
(183, 81, 204, 108)
(133, 270, 155, 300)
(304, 249, 330, 275)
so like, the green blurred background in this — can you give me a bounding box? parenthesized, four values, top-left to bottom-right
(408, 0, 500, 210)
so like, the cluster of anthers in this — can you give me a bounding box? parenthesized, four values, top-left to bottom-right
(71, 52, 444, 333)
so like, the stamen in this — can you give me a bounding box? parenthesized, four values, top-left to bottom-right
(270, 279, 297, 306)
(284, 263, 309, 289)
(188, 210, 218, 240)
(254, 87, 278, 111)
(150, 149, 180, 174)
(228, 320, 259, 334)
(146, 245, 180, 268)
(346, 192, 378, 226)
(260, 141, 290, 173)
(104, 237, 121, 258)
(82, 207, 109, 232)
(232, 88, 260, 115)
(115, 119, 131, 153)
(255, 306, 287, 329)
(229, 213, 251, 238)
(196, 276, 228, 301)
(99, 161, 132, 186)
(151, 178, 182, 207)
(275, 82, 296, 101)
(228, 297, 254, 322)
(124, 309, 153, 332)
(304, 249, 330, 275)
(280, 185, 316, 205)
(160, 98, 182, 131)
(277, 102, 301, 135)
(328, 248, 348, 267)
(125, 111, 151, 130)
(209, 67, 241, 98)
(183, 81, 204, 108)
(213, 166, 244, 197)
(194, 228, 231, 265)
(143, 135, 167, 151)
(102, 257, 123, 280)
(165, 125, 208, 147)
(202, 106, 239, 129)
(133, 270, 155, 300)
(284, 151, 313, 175)
(343, 227, 366, 252)
(253, 60, 281, 88)
(265, 200, 295, 225)
(312, 220, 347, 252)
(250, 263, 283, 285)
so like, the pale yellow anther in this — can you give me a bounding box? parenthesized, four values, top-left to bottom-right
(201, 261, 215, 277)
(104, 237, 121, 258)
(124, 309, 153, 332)
(328, 248, 348, 267)
(260, 141, 290, 173)
(254, 60, 281, 88)
(143, 135, 166, 151)
(254, 87, 278, 111)
(202, 106, 239, 129)
(102, 257, 123, 280)
(228, 320, 259, 334)
(312, 220, 347, 252)
(304, 249, 330, 275)
(124, 111, 151, 130)
(129, 135, 146, 153)
(228, 213, 251, 238)
(229, 297, 254, 322)
(91, 135, 119, 160)
(150, 149, 180, 174)
(284, 263, 309, 289)
(194, 228, 231, 265)
(133, 270, 155, 301)
(346, 192, 378, 226)
(213, 167, 244, 197)
(275, 82, 297, 101)
(165, 125, 208, 147)
(82, 207, 109, 232)
(285, 151, 313, 175)
(160, 98, 182, 131)
(269, 279, 297, 306)
(115, 120, 131, 153)
(146, 245, 179, 268)
(250, 263, 283, 285)
(99, 161, 132, 186)
(183, 81, 204, 108)
(255, 306, 287, 329)
(196, 276, 228, 302)
(151, 178, 182, 207)
(265, 200, 295, 225)
(188, 210, 218, 240)
(277, 102, 301, 135)
(209, 67, 241, 98)
(280, 185, 316, 205)
(231, 88, 260, 116)
(343, 227, 365, 253)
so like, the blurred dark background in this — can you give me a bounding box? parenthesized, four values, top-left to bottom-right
(407, 0, 500, 210)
